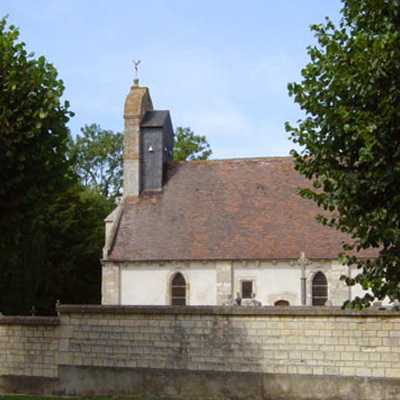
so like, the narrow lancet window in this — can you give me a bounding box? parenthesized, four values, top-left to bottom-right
(312, 272, 328, 306)
(171, 273, 186, 305)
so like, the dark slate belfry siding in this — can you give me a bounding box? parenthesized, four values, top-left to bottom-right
(140, 111, 174, 191)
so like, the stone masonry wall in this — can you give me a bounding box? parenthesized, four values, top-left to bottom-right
(1, 306, 400, 399)
(57, 306, 400, 379)
(0, 316, 59, 378)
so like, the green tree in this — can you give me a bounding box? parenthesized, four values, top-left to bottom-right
(286, 0, 400, 308)
(173, 126, 212, 161)
(34, 183, 112, 315)
(0, 17, 73, 314)
(69, 124, 123, 202)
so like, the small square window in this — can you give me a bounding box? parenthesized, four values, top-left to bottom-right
(241, 281, 253, 299)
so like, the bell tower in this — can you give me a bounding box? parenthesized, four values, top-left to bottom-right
(123, 79, 153, 198)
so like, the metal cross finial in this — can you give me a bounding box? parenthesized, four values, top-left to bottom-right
(133, 59, 141, 85)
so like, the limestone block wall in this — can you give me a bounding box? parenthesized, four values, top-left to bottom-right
(58, 306, 400, 379)
(1, 306, 400, 399)
(0, 316, 59, 378)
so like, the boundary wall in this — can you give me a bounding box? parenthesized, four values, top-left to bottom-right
(0, 305, 400, 400)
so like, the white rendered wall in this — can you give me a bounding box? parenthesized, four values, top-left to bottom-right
(186, 262, 217, 305)
(119, 260, 332, 307)
(233, 261, 302, 306)
(120, 266, 167, 305)
(120, 262, 217, 305)
(107, 259, 361, 306)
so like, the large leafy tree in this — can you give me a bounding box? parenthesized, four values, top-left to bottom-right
(69, 124, 123, 203)
(286, 0, 400, 308)
(34, 183, 112, 315)
(173, 126, 212, 161)
(0, 17, 72, 241)
(0, 17, 73, 314)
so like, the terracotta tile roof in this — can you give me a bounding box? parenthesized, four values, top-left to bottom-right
(107, 157, 371, 261)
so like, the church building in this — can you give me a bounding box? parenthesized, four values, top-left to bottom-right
(101, 80, 367, 307)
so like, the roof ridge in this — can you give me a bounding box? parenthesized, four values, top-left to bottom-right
(170, 156, 293, 165)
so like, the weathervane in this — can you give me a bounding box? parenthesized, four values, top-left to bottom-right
(133, 59, 141, 85)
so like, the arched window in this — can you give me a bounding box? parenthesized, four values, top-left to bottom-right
(312, 272, 328, 306)
(274, 299, 290, 306)
(171, 273, 186, 305)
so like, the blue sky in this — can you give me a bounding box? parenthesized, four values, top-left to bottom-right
(1, 0, 342, 159)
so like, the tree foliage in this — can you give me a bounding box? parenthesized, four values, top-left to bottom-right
(0, 17, 74, 314)
(286, 0, 400, 308)
(0, 18, 114, 315)
(173, 126, 212, 161)
(33, 184, 112, 315)
(0, 17, 73, 243)
(69, 124, 123, 203)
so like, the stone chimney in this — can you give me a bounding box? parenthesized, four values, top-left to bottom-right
(123, 81, 173, 197)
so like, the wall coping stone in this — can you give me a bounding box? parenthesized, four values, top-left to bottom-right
(0, 316, 60, 325)
(57, 304, 400, 318)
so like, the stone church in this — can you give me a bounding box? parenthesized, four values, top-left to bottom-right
(101, 80, 368, 307)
